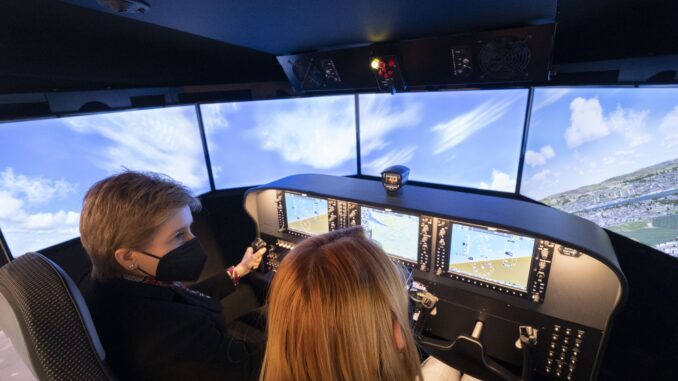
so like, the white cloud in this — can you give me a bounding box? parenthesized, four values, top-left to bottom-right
(525, 145, 556, 167)
(359, 94, 422, 155)
(431, 98, 515, 155)
(531, 169, 552, 182)
(659, 105, 678, 148)
(565, 97, 610, 148)
(532, 88, 571, 112)
(66, 107, 209, 190)
(2, 226, 80, 257)
(565, 97, 651, 149)
(362, 146, 417, 173)
(607, 106, 650, 147)
(479, 169, 516, 192)
(0, 190, 24, 220)
(0, 169, 81, 256)
(22, 211, 80, 230)
(200, 103, 238, 131)
(0, 168, 75, 206)
(248, 96, 357, 169)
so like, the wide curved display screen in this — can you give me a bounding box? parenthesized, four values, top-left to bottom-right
(359, 90, 528, 192)
(0, 106, 209, 257)
(201, 95, 357, 189)
(521, 87, 678, 257)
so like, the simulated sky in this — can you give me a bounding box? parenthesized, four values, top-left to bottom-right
(201, 95, 357, 189)
(359, 90, 529, 192)
(0, 106, 209, 256)
(521, 88, 678, 200)
(3, 87, 676, 257)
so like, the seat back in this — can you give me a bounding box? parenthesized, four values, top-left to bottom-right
(0, 252, 116, 381)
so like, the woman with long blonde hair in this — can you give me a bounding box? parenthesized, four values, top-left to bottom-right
(260, 226, 423, 381)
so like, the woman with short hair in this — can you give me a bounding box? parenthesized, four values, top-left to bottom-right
(80, 171, 265, 381)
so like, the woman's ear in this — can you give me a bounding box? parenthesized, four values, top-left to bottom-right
(114, 248, 134, 270)
(393, 320, 406, 352)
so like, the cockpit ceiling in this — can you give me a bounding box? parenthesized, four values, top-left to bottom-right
(61, 0, 557, 55)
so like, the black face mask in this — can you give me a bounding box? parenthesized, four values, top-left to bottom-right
(137, 238, 207, 281)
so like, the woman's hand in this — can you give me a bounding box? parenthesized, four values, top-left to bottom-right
(235, 246, 266, 277)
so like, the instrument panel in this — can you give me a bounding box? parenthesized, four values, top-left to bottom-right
(245, 175, 626, 381)
(273, 190, 552, 304)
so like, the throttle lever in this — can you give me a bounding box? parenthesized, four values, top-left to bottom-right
(517, 326, 538, 381)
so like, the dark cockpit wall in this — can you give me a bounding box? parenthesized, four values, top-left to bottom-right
(1, 0, 678, 380)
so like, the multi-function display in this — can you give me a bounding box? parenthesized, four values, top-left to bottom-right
(275, 191, 551, 303)
(283, 192, 329, 236)
(360, 206, 420, 263)
(448, 223, 535, 291)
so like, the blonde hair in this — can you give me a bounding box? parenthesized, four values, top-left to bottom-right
(79, 171, 201, 281)
(260, 227, 423, 381)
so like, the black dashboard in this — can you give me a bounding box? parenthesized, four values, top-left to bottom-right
(244, 174, 627, 381)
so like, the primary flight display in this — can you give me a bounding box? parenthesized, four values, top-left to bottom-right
(449, 224, 534, 291)
(284, 192, 329, 236)
(360, 206, 419, 263)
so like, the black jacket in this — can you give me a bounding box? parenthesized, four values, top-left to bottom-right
(83, 273, 262, 381)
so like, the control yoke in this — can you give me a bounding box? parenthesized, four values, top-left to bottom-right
(412, 292, 538, 381)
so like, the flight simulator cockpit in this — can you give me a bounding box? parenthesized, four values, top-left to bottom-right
(245, 174, 626, 381)
(3, 1, 678, 380)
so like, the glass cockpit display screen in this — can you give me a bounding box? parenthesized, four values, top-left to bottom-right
(360, 206, 419, 263)
(284, 192, 329, 236)
(449, 223, 535, 291)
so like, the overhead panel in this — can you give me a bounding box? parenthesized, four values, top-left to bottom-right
(277, 24, 556, 93)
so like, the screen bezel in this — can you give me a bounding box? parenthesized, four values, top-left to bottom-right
(359, 204, 421, 264)
(283, 191, 330, 237)
(446, 222, 536, 292)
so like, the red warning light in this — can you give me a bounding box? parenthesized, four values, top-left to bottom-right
(370, 55, 405, 93)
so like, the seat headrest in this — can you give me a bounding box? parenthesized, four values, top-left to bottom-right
(0, 252, 115, 381)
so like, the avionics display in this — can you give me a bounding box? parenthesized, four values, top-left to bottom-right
(284, 192, 329, 236)
(360, 206, 419, 262)
(449, 224, 534, 291)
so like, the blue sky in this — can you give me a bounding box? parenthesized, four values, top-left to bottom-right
(359, 90, 528, 191)
(201, 95, 357, 189)
(0, 106, 209, 256)
(521, 87, 678, 200)
(3, 87, 676, 256)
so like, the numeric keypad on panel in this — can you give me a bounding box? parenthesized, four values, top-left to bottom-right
(546, 325, 586, 380)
